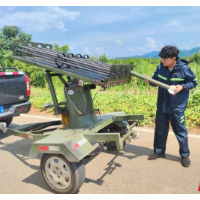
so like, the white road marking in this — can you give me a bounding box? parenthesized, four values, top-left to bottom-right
(20, 114, 60, 120)
(134, 127, 200, 138)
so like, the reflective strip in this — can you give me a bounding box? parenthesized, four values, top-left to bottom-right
(49, 146, 60, 151)
(181, 119, 184, 123)
(181, 115, 184, 119)
(158, 74, 167, 80)
(24, 134, 33, 139)
(72, 138, 87, 150)
(38, 146, 60, 151)
(0, 71, 24, 76)
(170, 78, 184, 81)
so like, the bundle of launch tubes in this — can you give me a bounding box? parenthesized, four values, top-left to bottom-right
(12, 41, 133, 88)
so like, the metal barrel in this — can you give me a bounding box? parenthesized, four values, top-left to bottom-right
(130, 71, 170, 90)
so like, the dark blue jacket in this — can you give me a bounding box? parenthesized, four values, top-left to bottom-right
(151, 58, 198, 113)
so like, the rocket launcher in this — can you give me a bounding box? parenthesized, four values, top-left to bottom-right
(12, 40, 175, 94)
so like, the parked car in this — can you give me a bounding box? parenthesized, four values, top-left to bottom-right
(0, 67, 31, 126)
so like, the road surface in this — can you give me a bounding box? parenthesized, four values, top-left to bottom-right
(0, 114, 200, 194)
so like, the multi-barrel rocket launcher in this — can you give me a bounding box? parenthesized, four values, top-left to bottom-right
(4, 40, 173, 194)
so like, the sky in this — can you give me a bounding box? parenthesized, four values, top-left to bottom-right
(0, 5, 200, 58)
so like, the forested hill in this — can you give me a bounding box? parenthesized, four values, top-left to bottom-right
(115, 46, 200, 59)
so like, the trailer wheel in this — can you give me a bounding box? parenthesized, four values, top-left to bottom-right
(41, 154, 85, 194)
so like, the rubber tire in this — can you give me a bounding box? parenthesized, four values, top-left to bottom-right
(41, 154, 85, 194)
(0, 117, 13, 126)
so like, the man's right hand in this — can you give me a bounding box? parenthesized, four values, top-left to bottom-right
(144, 75, 150, 83)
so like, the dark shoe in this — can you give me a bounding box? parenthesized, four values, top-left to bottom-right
(182, 157, 190, 167)
(148, 154, 166, 160)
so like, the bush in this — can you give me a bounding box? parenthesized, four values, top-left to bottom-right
(189, 53, 200, 64)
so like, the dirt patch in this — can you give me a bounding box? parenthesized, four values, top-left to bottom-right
(28, 107, 59, 118)
(27, 107, 200, 135)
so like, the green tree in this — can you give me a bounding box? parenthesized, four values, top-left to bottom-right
(90, 54, 109, 63)
(53, 43, 69, 52)
(0, 26, 32, 67)
(99, 53, 108, 63)
(1, 26, 21, 39)
(189, 53, 200, 64)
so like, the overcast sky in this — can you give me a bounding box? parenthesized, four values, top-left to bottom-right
(0, 6, 200, 58)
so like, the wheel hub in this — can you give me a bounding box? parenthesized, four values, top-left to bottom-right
(45, 157, 71, 189)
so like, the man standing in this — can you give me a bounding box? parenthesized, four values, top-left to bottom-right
(145, 46, 198, 167)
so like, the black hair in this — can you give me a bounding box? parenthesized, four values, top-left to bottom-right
(159, 46, 179, 59)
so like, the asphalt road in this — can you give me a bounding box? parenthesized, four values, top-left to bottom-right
(0, 114, 200, 194)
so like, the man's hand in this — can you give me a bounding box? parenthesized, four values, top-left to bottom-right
(144, 75, 150, 83)
(173, 85, 183, 95)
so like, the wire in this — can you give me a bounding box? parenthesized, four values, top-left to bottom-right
(83, 90, 100, 114)
(65, 87, 100, 115)
(65, 88, 83, 114)
(80, 89, 87, 113)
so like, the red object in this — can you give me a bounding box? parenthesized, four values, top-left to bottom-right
(117, 81, 120, 83)
(72, 143, 80, 149)
(24, 134, 29, 139)
(110, 82, 113, 84)
(12, 72, 19, 75)
(0, 72, 24, 75)
(17, 107, 28, 111)
(198, 184, 200, 191)
(123, 80, 126, 82)
(38, 146, 49, 151)
(25, 75, 31, 97)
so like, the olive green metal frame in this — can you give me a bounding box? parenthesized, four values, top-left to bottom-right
(8, 113, 144, 162)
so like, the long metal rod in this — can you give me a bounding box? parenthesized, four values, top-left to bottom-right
(24, 56, 108, 81)
(59, 60, 109, 75)
(23, 56, 105, 80)
(68, 56, 111, 67)
(16, 46, 111, 73)
(18, 44, 111, 67)
(130, 71, 170, 90)
(17, 45, 111, 70)
(16, 48, 109, 75)
(13, 56, 106, 86)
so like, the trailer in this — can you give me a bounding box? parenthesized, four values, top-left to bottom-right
(0, 40, 174, 194)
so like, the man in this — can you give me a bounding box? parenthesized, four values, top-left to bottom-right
(145, 45, 198, 167)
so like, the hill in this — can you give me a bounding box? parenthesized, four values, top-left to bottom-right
(115, 46, 200, 59)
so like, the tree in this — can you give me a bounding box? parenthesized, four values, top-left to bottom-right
(189, 53, 200, 64)
(1, 26, 32, 42)
(1, 26, 20, 39)
(99, 53, 108, 63)
(53, 43, 69, 52)
(0, 26, 32, 67)
(89, 54, 109, 63)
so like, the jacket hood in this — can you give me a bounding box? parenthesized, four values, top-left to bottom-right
(176, 57, 189, 66)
